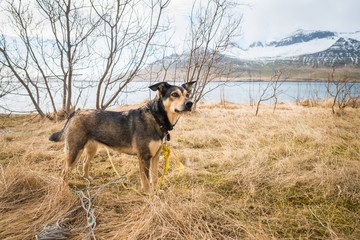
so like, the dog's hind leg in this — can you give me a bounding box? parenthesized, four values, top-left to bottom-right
(83, 141, 97, 181)
(62, 138, 87, 182)
(62, 149, 83, 182)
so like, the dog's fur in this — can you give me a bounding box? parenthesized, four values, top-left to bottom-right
(49, 81, 195, 194)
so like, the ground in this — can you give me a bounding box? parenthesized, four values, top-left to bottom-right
(0, 102, 359, 239)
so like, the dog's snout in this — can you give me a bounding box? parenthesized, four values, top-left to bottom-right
(185, 100, 193, 108)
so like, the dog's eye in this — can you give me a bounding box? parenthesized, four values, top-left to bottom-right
(171, 92, 179, 98)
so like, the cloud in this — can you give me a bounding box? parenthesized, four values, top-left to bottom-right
(240, 0, 360, 46)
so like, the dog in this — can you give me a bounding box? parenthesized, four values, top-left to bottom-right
(49, 81, 196, 194)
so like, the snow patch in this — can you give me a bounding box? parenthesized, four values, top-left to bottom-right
(226, 38, 337, 60)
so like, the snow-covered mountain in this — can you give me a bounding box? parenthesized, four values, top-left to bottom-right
(227, 29, 360, 67)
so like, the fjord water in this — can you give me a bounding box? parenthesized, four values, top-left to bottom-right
(1, 81, 358, 113)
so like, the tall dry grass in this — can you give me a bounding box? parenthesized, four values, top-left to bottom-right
(0, 102, 359, 239)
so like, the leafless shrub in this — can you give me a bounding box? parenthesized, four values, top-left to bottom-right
(0, 0, 170, 116)
(255, 71, 284, 116)
(182, 0, 242, 110)
(91, 0, 170, 110)
(327, 67, 358, 114)
(0, 67, 21, 114)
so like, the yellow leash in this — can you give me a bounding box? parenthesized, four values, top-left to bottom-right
(106, 147, 144, 196)
(105, 144, 182, 197)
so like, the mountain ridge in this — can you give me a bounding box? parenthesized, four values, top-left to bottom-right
(226, 29, 360, 67)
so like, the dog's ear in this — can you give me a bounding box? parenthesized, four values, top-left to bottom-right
(149, 82, 171, 96)
(182, 81, 196, 92)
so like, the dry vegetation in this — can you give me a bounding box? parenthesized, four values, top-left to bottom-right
(1, 102, 360, 239)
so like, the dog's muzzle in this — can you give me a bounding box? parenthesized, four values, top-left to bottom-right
(175, 100, 193, 113)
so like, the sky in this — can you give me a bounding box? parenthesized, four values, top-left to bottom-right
(1, 0, 359, 49)
(167, 0, 360, 47)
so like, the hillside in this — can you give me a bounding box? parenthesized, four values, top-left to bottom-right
(1, 102, 360, 239)
(227, 30, 360, 67)
(145, 30, 360, 82)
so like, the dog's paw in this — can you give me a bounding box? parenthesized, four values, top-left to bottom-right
(140, 187, 152, 196)
(141, 190, 152, 196)
(154, 189, 165, 196)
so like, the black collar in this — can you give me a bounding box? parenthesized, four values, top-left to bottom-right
(149, 99, 179, 141)
(155, 99, 173, 130)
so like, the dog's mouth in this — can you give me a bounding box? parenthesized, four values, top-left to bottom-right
(175, 108, 191, 113)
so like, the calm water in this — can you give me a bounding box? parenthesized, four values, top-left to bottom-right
(1, 81, 358, 113)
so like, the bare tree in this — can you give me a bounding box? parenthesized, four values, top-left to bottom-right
(255, 71, 283, 116)
(0, 65, 22, 114)
(91, 0, 170, 110)
(181, 0, 242, 109)
(0, 66, 18, 99)
(0, 0, 170, 116)
(0, 0, 98, 116)
(248, 74, 255, 106)
(145, 51, 181, 88)
(36, 0, 100, 114)
(0, 1, 52, 117)
(327, 67, 357, 114)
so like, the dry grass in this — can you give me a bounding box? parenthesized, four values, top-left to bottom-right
(1, 102, 360, 239)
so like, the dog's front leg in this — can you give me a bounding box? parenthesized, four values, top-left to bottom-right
(150, 146, 162, 190)
(139, 157, 151, 195)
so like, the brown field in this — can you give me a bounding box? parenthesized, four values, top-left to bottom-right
(1, 102, 360, 239)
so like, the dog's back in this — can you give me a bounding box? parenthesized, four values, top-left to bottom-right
(50, 106, 161, 152)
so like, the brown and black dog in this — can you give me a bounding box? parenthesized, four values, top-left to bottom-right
(49, 81, 195, 194)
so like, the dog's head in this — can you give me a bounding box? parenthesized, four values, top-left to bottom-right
(149, 81, 196, 116)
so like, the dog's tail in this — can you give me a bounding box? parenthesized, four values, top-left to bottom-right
(49, 110, 77, 142)
(49, 129, 64, 142)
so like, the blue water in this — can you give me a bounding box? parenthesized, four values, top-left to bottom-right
(1, 81, 358, 113)
(204, 81, 333, 104)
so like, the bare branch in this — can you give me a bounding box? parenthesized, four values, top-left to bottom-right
(255, 71, 284, 116)
(182, 0, 242, 109)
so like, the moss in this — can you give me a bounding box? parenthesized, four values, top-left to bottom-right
(0, 152, 10, 160)
(331, 144, 348, 156)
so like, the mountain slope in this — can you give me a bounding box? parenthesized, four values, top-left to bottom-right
(300, 37, 360, 66)
(267, 30, 337, 47)
(227, 30, 360, 67)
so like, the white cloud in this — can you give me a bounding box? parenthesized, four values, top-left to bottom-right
(240, 0, 360, 46)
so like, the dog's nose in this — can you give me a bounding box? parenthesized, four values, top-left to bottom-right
(185, 100, 193, 108)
